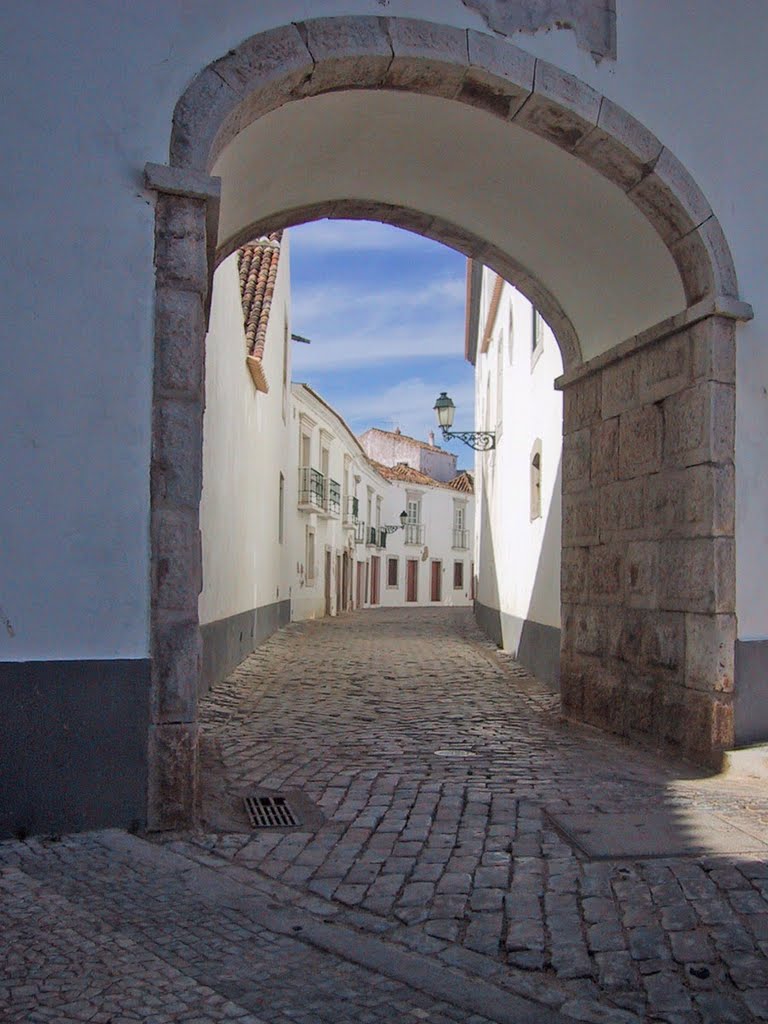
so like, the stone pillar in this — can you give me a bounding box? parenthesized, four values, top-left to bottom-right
(558, 307, 741, 767)
(144, 164, 221, 829)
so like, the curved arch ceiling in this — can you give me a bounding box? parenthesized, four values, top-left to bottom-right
(213, 89, 685, 362)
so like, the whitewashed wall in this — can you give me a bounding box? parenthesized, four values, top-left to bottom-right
(474, 275, 563, 684)
(0, 2, 766, 664)
(199, 244, 293, 628)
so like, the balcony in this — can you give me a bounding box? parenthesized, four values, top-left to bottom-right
(343, 495, 359, 527)
(325, 478, 341, 517)
(298, 466, 325, 511)
(354, 520, 366, 545)
(404, 523, 425, 546)
(367, 526, 378, 547)
(452, 528, 469, 549)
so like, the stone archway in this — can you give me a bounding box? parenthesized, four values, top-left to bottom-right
(144, 16, 751, 828)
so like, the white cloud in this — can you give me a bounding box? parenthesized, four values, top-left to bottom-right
(289, 219, 437, 253)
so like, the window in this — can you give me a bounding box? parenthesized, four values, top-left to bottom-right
(531, 308, 544, 369)
(278, 473, 284, 544)
(376, 496, 382, 530)
(387, 557, 399, 588)
(454, 504, 465, 531)
(406, 499, 420, 524)
(507, 302, 514, 364)
(453, 561, 464, 590)
(305, 527, 316, 582)
(530, 441, 542, 521)
(496, 332, 503, 434)
(300, 433, 311, 469)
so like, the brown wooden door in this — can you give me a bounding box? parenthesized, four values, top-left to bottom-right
(324, 549, 332, 616)
(406, 559, 418, 602)
(336, 554, 342, 613)
(342, 553, 349, 612)
(431, 560, 442, 602)
(370, 556, 380, 606)
(356, 561, 364, 608)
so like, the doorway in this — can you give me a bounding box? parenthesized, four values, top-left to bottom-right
(431, 561, 442, 603)
(370, 556, 381, 607)
(406, 559, 418, 603)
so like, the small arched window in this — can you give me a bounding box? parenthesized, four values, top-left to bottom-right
(530, 441, 542, 521)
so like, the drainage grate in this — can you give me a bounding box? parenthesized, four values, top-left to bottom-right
(244, 794, 300, 828)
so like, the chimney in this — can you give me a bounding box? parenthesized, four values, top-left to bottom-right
(428, 430, 435, 446)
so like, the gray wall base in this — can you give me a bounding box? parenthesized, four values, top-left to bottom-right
(474, 601, 561, 690)
(0, 659, 150, 839)
(200, 599, 290, 696)
(735, 639, 768, 745)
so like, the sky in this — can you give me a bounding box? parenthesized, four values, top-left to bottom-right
(288, 219, 475, 471)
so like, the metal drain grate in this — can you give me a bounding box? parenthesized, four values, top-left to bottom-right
(244, 794, 300, 828)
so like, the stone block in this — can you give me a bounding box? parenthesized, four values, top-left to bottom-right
(685, 614, 736, 693)
(514, 58, 601, 151)
(152, 398, 204, 509)
(619, 404, 662, 479)
(462, 30, 534, 118)
(624, 679, 658, 737)
(561, 547, 589, 600)
(147, 722, 199, 830)
(615, 608, 644, 664)
(625, 541, 659, 608)
(640, 611, 685, 672)
(663, 381, 734, 468)
(572, 605, 608, 657)
(151, 617, 201, 723)
(427, 216, 485, 258)
(562, 427, 591, 492)
(298, 16, 392, 95)
(582, 666, 626, 734)
(638, 332, 691, 405)
(170, 68, 239, 170)
(563, 374, 601, 432)
(658, 537, 734, 614)
(601, 353, 639, 418)
(562, 490, 599, 546)
(154, 509, 202, 612)
(628, 146, 712, 246)
(588, 543, 624, 603)
(660, 688, 733, 764)
(648, 463, 734, 538)
(672, 216, 739, 305)
(690, 317, 735, 384)
(590, 417, 618, 484)
(559, 652, 587, 714)
(154, 195, 208, 295)
(154, 287, 205, 396)
(599, 477, 646, 539)
(385, 19, 468, 98)
(575, 97, 662, 192)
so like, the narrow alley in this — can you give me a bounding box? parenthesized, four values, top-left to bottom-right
(2, 609, 767, 1023)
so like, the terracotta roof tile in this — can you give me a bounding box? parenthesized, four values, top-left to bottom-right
(237, 232, 282, 392)
(369, 460, 473, 494)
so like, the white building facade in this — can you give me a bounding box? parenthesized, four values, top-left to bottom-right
(291, 387, 475, 620)
(470, 267, 563, 688)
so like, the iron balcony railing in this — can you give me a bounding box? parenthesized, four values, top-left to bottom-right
(326, 478, 341, 517)
(354, 520, 366, 545)
(298, 466, 324, 510)
(404, 523, 425, 546)
(452, 528, 469, 549)
(343, 495, 359, 526)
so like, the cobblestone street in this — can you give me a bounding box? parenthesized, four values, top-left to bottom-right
(3, 608, 768, 1023)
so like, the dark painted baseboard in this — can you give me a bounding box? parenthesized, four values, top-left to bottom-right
(200, 599, 291, 696)
(474, 601, 561, 690)
(0, 658, 150, 839)
(735, 639, 768, 745)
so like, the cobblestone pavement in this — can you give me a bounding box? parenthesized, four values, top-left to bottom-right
(2, 608, 768, 1023)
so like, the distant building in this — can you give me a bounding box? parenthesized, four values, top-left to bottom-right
(358, 427, 458, 483)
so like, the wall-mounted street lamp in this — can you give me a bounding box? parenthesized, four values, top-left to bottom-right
(381, 510, 409, 535)
(433, 392, 495, 451)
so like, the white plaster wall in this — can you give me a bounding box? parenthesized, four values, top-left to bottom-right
(198, 242, 293, 625)
(475, 276, 563, 641)
(1, 2, 766, 660)
(379, 482, 474, 608)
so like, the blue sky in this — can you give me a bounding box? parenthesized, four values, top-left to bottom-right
(288, 220, 475, 471)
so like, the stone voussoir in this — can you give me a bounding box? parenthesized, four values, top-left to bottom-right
(462, 29, 535, 118)
(296, 16, 393, 95)
(574, 96, 663, 192)
(628, 145, 713, 247)
(384, 18, 469, 99)
(514, 58, 601, 151)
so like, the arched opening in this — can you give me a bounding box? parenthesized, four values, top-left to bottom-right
(145, 16, 750, 828)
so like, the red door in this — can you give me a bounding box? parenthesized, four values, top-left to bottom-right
(370, 556, 381, 606)
(406, 559, 418, 603)
(431, 560, 442, 602)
